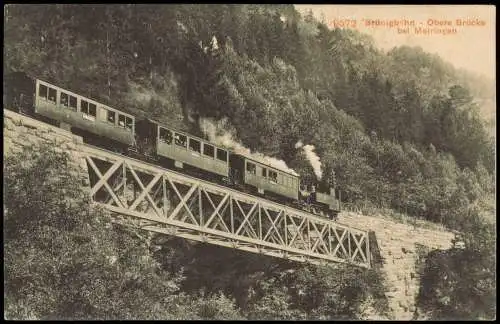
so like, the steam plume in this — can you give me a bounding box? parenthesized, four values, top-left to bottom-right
(199, 118, 299, 176)
(295, 140, 323, 180)
(294, 140, 304, 149)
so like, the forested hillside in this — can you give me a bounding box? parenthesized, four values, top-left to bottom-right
(4, 4, 496, 320)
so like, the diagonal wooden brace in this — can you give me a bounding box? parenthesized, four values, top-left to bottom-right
(234, 201, 258, 236)
(87, 157, 125, 208)
(332, 228, 349, 258)
(262, 209, 285, 246)
(287, 216, 307, 248)
(350, 234, 368, 263)
(204, 192, 230, 230)
(311, 222, 329, 253)
(166, 177, 198, 225)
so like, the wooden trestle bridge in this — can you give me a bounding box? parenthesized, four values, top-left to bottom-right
(82, 144, 371, 268)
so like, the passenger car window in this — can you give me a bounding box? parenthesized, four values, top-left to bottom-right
(246, 162, 256, 174)
(269, 170, 278, 183)
(107, 110, 116, 124)
(216, 148, 227, 162)
(117, 114, 133, 130)
(60, 92, 69, 107)
(203, 143, 214, 157)
(189, 138, 201, 153)
(60, 93, 77, 111)
(48, 88, 57, 103)
(125, 117, 133, 130)
(81, 101, 88, 113)
(89, 104, 96, 116)
(69, 96, 77, 109)
(261, 167, 267, 178)
(159, 128, 172, 144)
(38, 84, 48, 99)
(175, 133, 187, 148)
(81, 100, 96, 120)
(118, 114, 126, 127)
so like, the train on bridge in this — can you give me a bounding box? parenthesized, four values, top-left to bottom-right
(5, 71, 341, 220)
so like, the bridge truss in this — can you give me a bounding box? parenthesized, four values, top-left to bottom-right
(82, 145, 371, 268)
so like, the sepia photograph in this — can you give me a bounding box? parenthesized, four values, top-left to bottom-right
(3, 4, 495, 320)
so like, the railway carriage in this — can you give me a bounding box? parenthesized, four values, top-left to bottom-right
(230, 153, 300, 201)
(135, 118, 231, 178)
(5, 72, 136, 147)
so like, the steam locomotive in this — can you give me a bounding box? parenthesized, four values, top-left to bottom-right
(4, 72, 341, 219)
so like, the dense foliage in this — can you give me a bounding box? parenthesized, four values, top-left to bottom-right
(416, 216, 496, 320)
(4, 4, 495, 320)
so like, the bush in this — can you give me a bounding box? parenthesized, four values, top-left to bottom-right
(416, 212, 496, 320)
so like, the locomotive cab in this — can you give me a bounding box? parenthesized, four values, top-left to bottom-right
(300, 182, 340, 219)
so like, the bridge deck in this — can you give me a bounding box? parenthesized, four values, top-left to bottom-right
(82, 144, 371, 268)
